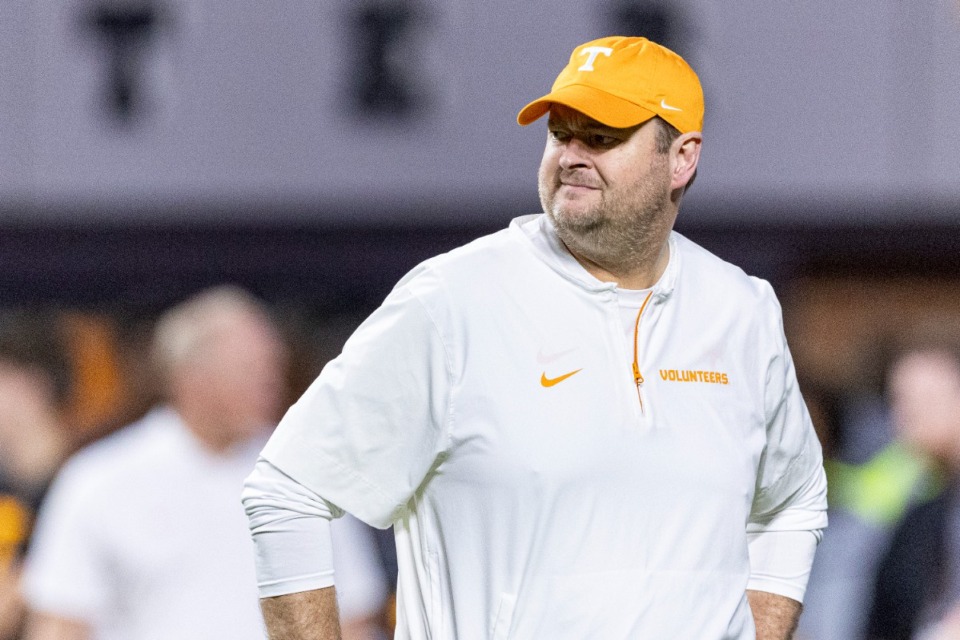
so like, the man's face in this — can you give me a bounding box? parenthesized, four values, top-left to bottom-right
(537, 105, 674, 266)
(889, 350, 960, 464)
(191, 312, 289, 444)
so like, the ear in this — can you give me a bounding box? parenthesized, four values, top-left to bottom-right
(670, 132, 702, 191)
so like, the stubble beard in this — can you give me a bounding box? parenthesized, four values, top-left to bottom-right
(539, 166, 673, 274)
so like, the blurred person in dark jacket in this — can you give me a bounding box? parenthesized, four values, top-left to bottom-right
(864, 320, 960, 640)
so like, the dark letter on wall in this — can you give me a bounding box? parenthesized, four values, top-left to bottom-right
(347, 1, 430, 120)
(83, 2, 170, 125)
(606, 1, 687, 58)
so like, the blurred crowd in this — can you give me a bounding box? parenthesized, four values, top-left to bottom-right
(0, 286, 393, 640)
(797, 317, 960, 640)
(0, 282, 959, 639)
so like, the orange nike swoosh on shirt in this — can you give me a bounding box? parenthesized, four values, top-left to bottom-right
(540, 369, 583, 387)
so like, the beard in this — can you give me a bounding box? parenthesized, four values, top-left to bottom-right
(538, 161, 673, 273)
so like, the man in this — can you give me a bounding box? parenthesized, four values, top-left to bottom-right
(0, 312, 73, 640)
(21, 288, 390, 640)
(243, 36, 828, 639)
(862, 322, 960, 640)
(19, 287, 288, 640)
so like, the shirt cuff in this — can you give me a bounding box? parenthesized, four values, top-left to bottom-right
(242, 457, 339, 598)
(746, 528, 821, 603)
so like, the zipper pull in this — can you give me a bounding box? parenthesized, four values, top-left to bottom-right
(632, 362, 644, 385)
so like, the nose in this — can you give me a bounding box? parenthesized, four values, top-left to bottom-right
(558, 137, 592, 170)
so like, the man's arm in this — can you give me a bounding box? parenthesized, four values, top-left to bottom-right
(22, 612, 90, 640)
(260, 587, 342, 640)
(747, 590, 801, 640)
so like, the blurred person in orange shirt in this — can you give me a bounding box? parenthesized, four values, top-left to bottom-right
(0, 312, 73, 640)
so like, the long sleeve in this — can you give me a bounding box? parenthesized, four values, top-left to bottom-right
(242, 457, 340, 598)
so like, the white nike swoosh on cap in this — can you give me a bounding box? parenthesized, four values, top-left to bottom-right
(659, 99, 682, 112)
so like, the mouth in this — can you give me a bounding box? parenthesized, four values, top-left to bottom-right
(558, 172, 601, 191)
(558, 182, 600, 196)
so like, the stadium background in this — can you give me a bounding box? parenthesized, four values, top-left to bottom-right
(1, 4, 960, 634)
(2, 0, 959, 436)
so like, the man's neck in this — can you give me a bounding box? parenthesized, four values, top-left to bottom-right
(175, 405, 244, 455)
(561, 236, 671, 290)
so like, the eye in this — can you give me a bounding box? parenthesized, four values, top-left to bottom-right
(548, 128, 572, 143)
(587, 133, 618, 148)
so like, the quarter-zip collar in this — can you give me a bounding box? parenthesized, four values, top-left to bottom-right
(509, 213, 680, 302)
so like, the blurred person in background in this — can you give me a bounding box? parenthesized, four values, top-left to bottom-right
(862, 321, 960, 640)
(19, 286, 389, 640)
(797, 367, 941, 640)
(0, 312, 74, 640)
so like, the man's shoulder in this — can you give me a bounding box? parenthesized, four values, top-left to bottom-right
(672, 231, 776, 304)
(394, 221, 529, 294)
(424, 223, 521, 270)
(51, 408, 180, 495)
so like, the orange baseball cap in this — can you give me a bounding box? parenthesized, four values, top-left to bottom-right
(517, 36, 704, 134)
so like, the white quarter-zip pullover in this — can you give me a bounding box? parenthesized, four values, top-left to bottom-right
(245, 213, 827, 639)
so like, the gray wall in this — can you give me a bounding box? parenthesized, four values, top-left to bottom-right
(2, 0, 959, 224)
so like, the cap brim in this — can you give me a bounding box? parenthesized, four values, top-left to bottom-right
(517, 84, 657, 128)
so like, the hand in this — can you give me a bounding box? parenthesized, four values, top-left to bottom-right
(0, 561, 25, 640)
